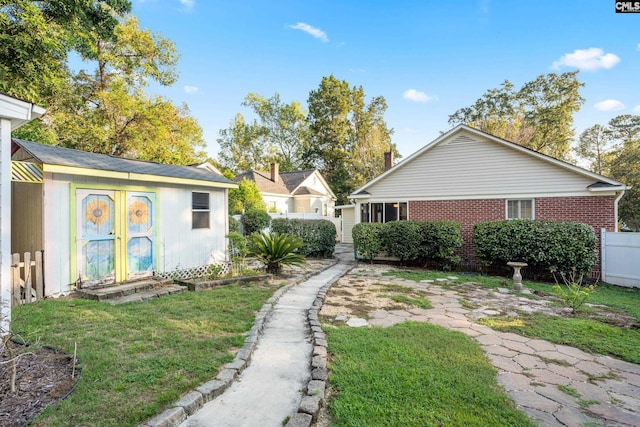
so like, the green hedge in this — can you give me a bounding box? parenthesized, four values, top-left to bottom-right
(271, 218, 336, 258)
(352, 222, 385, 263)
(353, 221, 462, 267)
(473, 220, 598, 277)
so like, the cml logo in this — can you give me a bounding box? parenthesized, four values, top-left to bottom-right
(616, 1, 640, 12)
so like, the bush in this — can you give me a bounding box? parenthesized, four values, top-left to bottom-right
(352, 222, 385, 263)
(381, 221, 422, 263)
(473, 220, 598, 277)
(250, 231, 305, 274)
(270, 218, 336, 258)
(353, 221, 462, 267)
(415, 221, 462, 267)
(241, 208, 271, 236)
(229, 215, 240, 233)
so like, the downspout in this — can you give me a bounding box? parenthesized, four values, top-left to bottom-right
(613, 189, 626, 232)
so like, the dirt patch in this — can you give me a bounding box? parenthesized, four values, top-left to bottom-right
(0, 341, 80, 427)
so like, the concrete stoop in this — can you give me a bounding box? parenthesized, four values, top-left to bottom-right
(76, 278, 183, 303)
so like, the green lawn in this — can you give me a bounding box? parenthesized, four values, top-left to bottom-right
(383, 269, 640, 364)
(11, 281, 279, 426)
(325, 322, 536, 427)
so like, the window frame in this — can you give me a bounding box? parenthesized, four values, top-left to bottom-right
(192, 191, 210, 229)
(360, 202, 408, 223)
(506, 199, 534, 220)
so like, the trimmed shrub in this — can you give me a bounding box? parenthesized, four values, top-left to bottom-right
(241, 208, 271, 236)
(473, 219, 598, 277)
(415, 221, 462, 267)
(271, 218, 336, 258)
(352, 222, 385, 263)
(381, 221, 422, 264)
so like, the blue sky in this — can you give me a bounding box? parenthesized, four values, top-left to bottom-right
(131, 0, 639, 162)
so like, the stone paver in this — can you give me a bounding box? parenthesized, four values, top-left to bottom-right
(324, 277, 640, 427)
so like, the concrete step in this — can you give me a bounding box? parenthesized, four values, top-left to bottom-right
(77, 278, 178, 302)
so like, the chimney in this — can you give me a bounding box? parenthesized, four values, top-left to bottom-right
(270, 162, 279, 182)
(383, 151, 394, 170)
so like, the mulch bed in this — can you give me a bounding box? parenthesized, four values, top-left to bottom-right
(0, 341, 80, 427)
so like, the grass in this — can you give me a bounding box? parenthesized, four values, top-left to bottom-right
(480, 313, 640, 364)
(325, 322, 536, 427)
(10, 281, 278, 427)
(383, 268, 640, 364)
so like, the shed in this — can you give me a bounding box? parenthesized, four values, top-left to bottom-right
(11, 139, 237, 295)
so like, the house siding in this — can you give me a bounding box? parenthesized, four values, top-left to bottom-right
(410, 195, 615, 276)
(366, 133, 598, 200)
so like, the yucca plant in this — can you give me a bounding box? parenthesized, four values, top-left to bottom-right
(250, 231, 306, 274)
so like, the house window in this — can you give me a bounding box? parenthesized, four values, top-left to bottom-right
(268, 201, 277, 213)
(192, 192, 210, 229)
(361, 202, 408, 223)
(507, 199, 533, 219)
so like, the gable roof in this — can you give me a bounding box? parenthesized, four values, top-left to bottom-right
(350, 124, 627, 198)
(235, 168, 336, 199)
(12, 139, 236, 188)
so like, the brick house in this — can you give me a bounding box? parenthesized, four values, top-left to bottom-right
(344, 125, 628, 273)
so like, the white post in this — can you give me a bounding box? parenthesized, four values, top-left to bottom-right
(0, 118, 12, 334)
(600, 228, 607, 284)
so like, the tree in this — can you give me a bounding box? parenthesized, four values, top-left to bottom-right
(228, 178, 265, 215)
(575, 114, 640, 231)
(449, 71, 585, 160)
(304, 75, 396, 204)
(12, 15, 205, 165)
(574, 125, 613, 175)
(605, 115, 640, 231)
(242, 93, 309, 172)
(217, 113, 269, 172)
(0, 0, 131, 102)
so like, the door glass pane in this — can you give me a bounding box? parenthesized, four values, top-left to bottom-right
(127, 236, 153, 274)
(82, 240, 114, 281)
(128, 195, 152, 233)
(83, 195, 114, 236)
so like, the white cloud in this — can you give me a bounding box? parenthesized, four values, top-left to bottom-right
(594, 99, 625, 111)
(184, 85, 198, 94)
(402, 89, 433, 103)
(289, 22, 329, 42)
(179, 0, 194, 10)
(551, 48, 620, 71)
(637, 43, 640, 51)
(633, 105, 640, 112)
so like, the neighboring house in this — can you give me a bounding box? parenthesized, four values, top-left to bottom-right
(345, 125, 628, 274)
(11, 139, 237, 296)
(235, 163, 337, 217)
(0, 93, 44, 333)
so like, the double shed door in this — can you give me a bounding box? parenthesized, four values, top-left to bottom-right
(76, 189, 155, 286)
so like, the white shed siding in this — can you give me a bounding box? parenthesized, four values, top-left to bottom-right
(367, 133, 597, 200)
(157, 185, 227, 273)
(42, 173, 227, 295)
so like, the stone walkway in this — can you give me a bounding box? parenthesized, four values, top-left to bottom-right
(325, 274, 640, 427)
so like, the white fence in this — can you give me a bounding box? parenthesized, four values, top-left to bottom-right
(601, 229, 640, 288)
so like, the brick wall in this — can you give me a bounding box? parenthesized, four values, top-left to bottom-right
(409, 196, 616, 276)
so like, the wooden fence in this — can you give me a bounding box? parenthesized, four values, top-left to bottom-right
(11, 251, 44, 306)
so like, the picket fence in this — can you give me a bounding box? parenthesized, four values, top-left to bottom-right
(11, 251, 44, 306)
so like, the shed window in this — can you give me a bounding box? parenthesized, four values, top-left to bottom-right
(192, 192, 210, 229)
(507, 199, 533, 219)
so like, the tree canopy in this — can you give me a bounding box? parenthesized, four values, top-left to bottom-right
(575, 114, 640, 231)
(218, 76, 398, 205)
(5, 2, 206, 165)
(448, 71, 584, 160)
